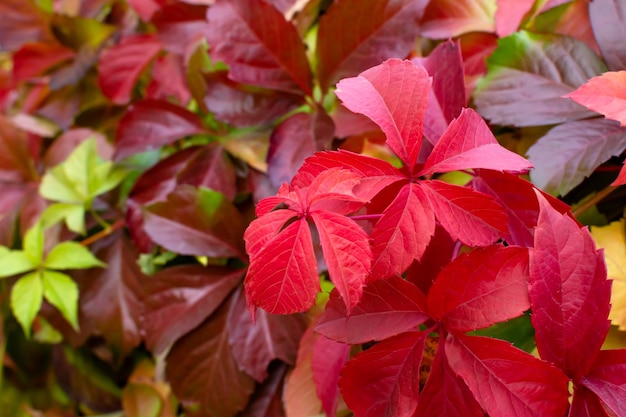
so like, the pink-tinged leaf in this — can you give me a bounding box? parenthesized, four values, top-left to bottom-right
(284, 325, 323, 417)
(44, 128, 112, 167)
(528, 118, 626, 196)
(143, 185, 246, 258)
(316, 0, 427, 92)
(206, 0, 312, 95)
(589, 0, 626, 71)
(336, 59, 430, 169)
(12, 42, 75, 83)
(369, 183, 435, 280)
(568, 384, 611, 417)
(311, 336, 350, 417)
(495, 0, 533, 36)
(427, 245, 530, 332)
(414, 340, 483, 417)
(582, 349, 626, 416)
(405, 224, 456, 294)
(166, 299, 255, 417)
(422, 180, 508, 246)
(421, 108, 532, 175)
(0, 0, 53, 51)
(474, 31, 605, 127)
(267, 109, 335, 187)
(227, 288, 307, 382)
(446, 334, 570, 417)
(311, 211, 370, 312)
(128, 0, 162, 21)
(245, 209, 297, 259)
(331, 104, 380, 138)
(146, 53, 190, 104)
(316, 276, 429, 344)
(114, 99, 207, 160)
(142, 265, 242, 354)
(420, 0, 495, 39)
(239, 363, 288, 417)
(565, 71, 626, 126)
(530, 192, 611, 381)
(613, 163, 626, 186)
(98, 34, 163, 105)
(245, 217, 319, 314)
(340, 331, 426, 417)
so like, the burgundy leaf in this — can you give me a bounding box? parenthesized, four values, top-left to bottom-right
(420, 108, 532, 175)
(151, 3, 210, 55)
(206, 0, 312, 95)
(244, 217, 319, 314)
(142, 264, 243, 354)
(0, 0, 53, 52)
(340, 331, 426, 417)
(369, 183, 435, 280)
(316, 276, 429, 344)
(146, 53, 191, 104)
(227, 288, 307, 382)
(422, 180, 508, 246)
(427, 245, 530, 332)
(568, 384, 611, 417)
(115, 99, 207, 160)
(98, 34, 163, 105)
(589, 0, 626, 71)
(176, 143, 238, 200)
(530, 192, 611, 381)
(316, 0, 428, 91)
(335, 59, 430, 169)
(12, 42, 75, 83)
(311, 336, 350, 417)
(446, 334, 570, 417)
(166, 299, 255, 417)
(238, 363, 288, 417)
(581, 349, 626, 417)
(0, 115, 39, 183)
(143, 185, 246, 259)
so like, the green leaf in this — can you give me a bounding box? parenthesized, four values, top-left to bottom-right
(44, 242, 106, 270)
(0, 248, 35, 278)
(42, 270, 79, 330)
(11, 272, 44, 338)
(41, 202, 86, 234)
(23, 222, 44, 266)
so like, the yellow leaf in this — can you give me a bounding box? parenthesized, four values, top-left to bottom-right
(591, 220, 626, 330)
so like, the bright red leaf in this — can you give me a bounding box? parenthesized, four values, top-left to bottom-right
(206, 0, 312, 95)
(564, 71, 626, 126)
(529, 192, 611, 381)
(581, 349, 626, 416)
(311, 335, 350, 417)
(568, 384, 611, 417)
(12, 42, 75, 83)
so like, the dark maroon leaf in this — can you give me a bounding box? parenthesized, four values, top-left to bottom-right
(206, 0, 312, 95)
(316, 276, 429, 344)
(581, 349, 626, 417)
(177, 143, 238, 200)
(589, 0, 626, 71)
(316, 0, 428, 92)
(227, 288, 307, 382)
(568, 384, 610, 417)
(115, 99, 207, 160)
(0, 0, 53, 52)
(530, 193, 611, 380)
(237, 362, 288, 417)
(267, 108, 335, 187)
(143, 185, 246, 259)
(166, 299, 256, 417)
(142, 264, 243, 354)
(311, 335, 350, 417)
(152, 3, 210, 55)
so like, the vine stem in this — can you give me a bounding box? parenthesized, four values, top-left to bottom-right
(571, 185, 618, 218)
(80, 219, 125, 247)
(89, 208, 111, 230)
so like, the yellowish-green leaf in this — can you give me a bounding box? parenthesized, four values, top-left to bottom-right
(591, 220, 626, 329)
(33, 317, 64, 344)
(44, 241, 106, 270)
(0, 247, 35, 278)
(23, 221, 44, 266)
(41, 202, 86, 234)
(42, 270, 79, 330)
(11, 272, 44, 338)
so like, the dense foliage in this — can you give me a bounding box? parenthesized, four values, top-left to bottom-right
(1, 0, 626, 416)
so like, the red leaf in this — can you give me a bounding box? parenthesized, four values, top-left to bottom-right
(316, 0, 428, 92)
(311, 336, 350, 417)
(206, 0, 312, 95)
(0, 116, 39, 183)
(581, 349, 626, 417)
(284, 325, 323, 417)
(227, 288, 307, 382)
(142, 264, 242, 354)
(427, 245, 530, 332)
(405, 224, 456, 294)
(369, 183, 435, 280)
(420, 108, 532, 175)
(446, 334, 570, 417)
(589, 0, 626, 71)
(414, 340, 483, 417)
(335, 59, 431, 169)
(244, 217, 319, 314)
(0, 0, 53, 52)
(245, 209, 297, 257)
(311, 211, 371, 312)
(143, 185, 246, 258)
(530, 193, 611, 381)
(420, 0, 495, 39)
(422, 180, 508, 246)
(564, 71, 626, 126)
(613, 163, 626, 186)
(12, 42, 75, 83)
(339, 331, 426, 417)
(494, 0, 534, 37)
(98, 34, 163, 105)
(146, 53, 190, 104)
(568, 385, 611, 417)
(305, 168, 366, 215)
(151, 3, 210, 55)
(316, 276, 429, 344)
(166, 299, 255, 416)
(115, 99, 206, 160)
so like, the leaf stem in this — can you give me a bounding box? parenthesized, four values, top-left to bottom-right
(571, 185, 618, 218)
(80, 219, 125, 247)
(349, 213, 383, 222)
(89, 208, 111, 230)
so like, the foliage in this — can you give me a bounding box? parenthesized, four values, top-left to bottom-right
(0, 0, 625, 416)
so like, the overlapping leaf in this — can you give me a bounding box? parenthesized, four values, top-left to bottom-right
(565, 71, 626, 126)
(581, 349, 626, 416)
(420, 0, 495, 38)
(589, 0, 626, 70)
(311, 335, 350, 417)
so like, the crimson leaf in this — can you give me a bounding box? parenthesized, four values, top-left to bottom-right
(581, 349, 626, 416)
(569, 385, 611, 417)
(311, 335, 350, 417)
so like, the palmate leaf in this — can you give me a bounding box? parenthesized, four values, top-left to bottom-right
(42, 270, 79, 331)
(0, 247, 35, 278)
(564, 71, 626, 126)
